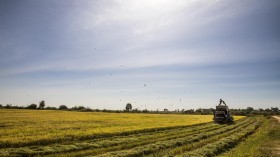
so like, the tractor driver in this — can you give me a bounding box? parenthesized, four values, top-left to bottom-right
(219, 99, 227, 106)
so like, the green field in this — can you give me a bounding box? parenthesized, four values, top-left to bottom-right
(0, 109, 276, 156)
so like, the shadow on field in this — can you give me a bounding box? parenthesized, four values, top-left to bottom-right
(214, 121, 236, 125)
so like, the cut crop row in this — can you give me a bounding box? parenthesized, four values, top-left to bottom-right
(1, 118, 250, 157)
(50, 121, 230, 157)
(64, 119, 250, 157)
(0, 120, 217, 148)
(5, 119, 231, 157)
(159, 118, 259, 156)
(90, 118, 253, 157)
(181, 120, 261, 157)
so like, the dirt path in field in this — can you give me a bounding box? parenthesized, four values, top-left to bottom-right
(272, 116, 280, 123)
(271, 116, 280, 156)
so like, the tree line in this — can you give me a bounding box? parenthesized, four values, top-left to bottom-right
(0, 102, 279, 116)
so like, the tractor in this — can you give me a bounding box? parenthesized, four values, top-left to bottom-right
(213, 99, 234, 123)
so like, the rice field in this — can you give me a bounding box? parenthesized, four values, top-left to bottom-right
(0, 109, 265, 157)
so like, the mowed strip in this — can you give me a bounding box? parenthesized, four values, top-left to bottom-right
(31, 118, 249, 157)
(0, 110, 221, 148)
(159, 118, 257, 156)
(41, 118, 249, 157)
(181, 120, 261, 157)
(92, 118, 253, 157)
(49, 121, 230, 157)
(3, 119, 222, 156)
(0, 110, 245, 157)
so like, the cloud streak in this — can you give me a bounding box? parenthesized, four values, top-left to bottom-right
(0, 0, 280, 109)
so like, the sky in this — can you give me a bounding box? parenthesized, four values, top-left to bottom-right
(0, 0, 280, 110)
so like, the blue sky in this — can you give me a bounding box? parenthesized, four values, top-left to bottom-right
(0, 0, 280, 110)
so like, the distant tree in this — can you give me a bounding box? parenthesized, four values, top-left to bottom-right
(195, 108, 203, 114)
(264, 108, 271, 112)
(86, 108, 93, 111)
(39, 100, 45, 109)
(26, 104, 37, 109)
(70, 106, 86, 110)
(0, 104, 2, 108)
(5, 104, 12, 109)
(126, 103, 132, 111)
(184, 109, 195, 114)
(77, 106, 86, 110)
(164, 108, 168, 112)
(246, 107, 254, 113)
(132, 108, 140, 113)
(45, 106, 57, 110)
(142, 109, 149, 113)
(59, 105, 68, 110)
(271, 107, 279, 113)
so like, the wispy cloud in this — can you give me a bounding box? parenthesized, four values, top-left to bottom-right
(0, 0, 280, 108)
